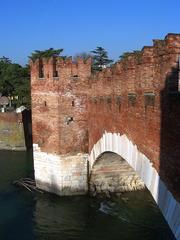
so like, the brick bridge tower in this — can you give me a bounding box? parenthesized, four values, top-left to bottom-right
(30, 57, 91, 195)
(31, 34, 180, 239)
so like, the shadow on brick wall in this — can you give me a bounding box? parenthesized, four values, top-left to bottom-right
(22, 109, 33, 150)
(160, 67, 180, 200)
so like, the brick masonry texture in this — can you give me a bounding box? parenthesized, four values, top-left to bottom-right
(90, 152, 145, 197)
(31, 58, 91, 196)
(88, 34, 180, 201)
(31, 34, 180, 239)
(30, 33, 180, 199)
(31, 57, 91, 155)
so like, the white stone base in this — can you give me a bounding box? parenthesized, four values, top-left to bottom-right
(33, 144, 88, 196)
(89, 132, 180, 240)
(33, 131, 180, 239)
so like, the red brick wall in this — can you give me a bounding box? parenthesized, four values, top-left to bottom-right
(88, 34, 180, 198)
(31, 57, 91, 154)
(31, 33, 180, 198)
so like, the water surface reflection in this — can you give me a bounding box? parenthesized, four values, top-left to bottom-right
(0, 150, 176, 240)
(34, 191, 175, 240)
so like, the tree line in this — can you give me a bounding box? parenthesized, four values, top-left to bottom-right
(30, 46, 114, 71)
(0, 56, 31, 109)
(0, 46, 113, 109)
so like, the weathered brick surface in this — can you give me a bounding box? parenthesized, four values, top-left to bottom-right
(31, 58, 91, 154)
(31, 39, 180, 239)
(0, 112, 25, 150)
(88, 34, 180, 199)
(31, 33, 180, 199)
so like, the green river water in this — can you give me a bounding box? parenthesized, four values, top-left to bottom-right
(0, 150, 176, 240)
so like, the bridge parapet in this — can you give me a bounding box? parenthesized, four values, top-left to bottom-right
(30, 33, 180, 239)
(89, 34, 180, 95)
(30, 34, 180, 193)
(88, 34, 180, 201)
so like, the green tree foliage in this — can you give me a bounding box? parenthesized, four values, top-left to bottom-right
(0, 57, 31, 108)
(29, 48, 64, 62)
(91, 47, 113, 71)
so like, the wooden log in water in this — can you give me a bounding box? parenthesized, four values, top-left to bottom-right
(13, 178, 43, 193)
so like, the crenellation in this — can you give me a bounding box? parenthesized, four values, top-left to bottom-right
(31, 34, 180, 239)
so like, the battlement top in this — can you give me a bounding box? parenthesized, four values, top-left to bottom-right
(30, 56, 91, 67)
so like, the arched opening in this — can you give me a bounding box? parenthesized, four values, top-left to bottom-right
(88, 150, 176, 239)
(90, 151, 145, 197)
(89, 132, 179, 239)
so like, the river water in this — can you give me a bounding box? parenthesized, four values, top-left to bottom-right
(0, 150, 176, 240)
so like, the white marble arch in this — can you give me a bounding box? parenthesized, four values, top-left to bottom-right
(89, 131, 180, 240)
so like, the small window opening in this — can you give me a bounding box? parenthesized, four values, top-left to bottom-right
(107, 96, 112, 104)
(44, 101, 47, 107)
(116, 96, 121, 112)
(144, 92, 155, 107)
(116, 96, 121, 105)
(128, 93, 137, 107)
(39, 59, 44, 78)
(72, 100, 75, 107)
(53, 57, 58, 77)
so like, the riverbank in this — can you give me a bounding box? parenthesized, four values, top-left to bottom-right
(0, 111, 32, 151)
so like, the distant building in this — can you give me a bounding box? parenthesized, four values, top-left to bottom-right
(0, 96, 9, 112)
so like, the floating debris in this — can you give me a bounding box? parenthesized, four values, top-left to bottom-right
(13, 178, 43, 193)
